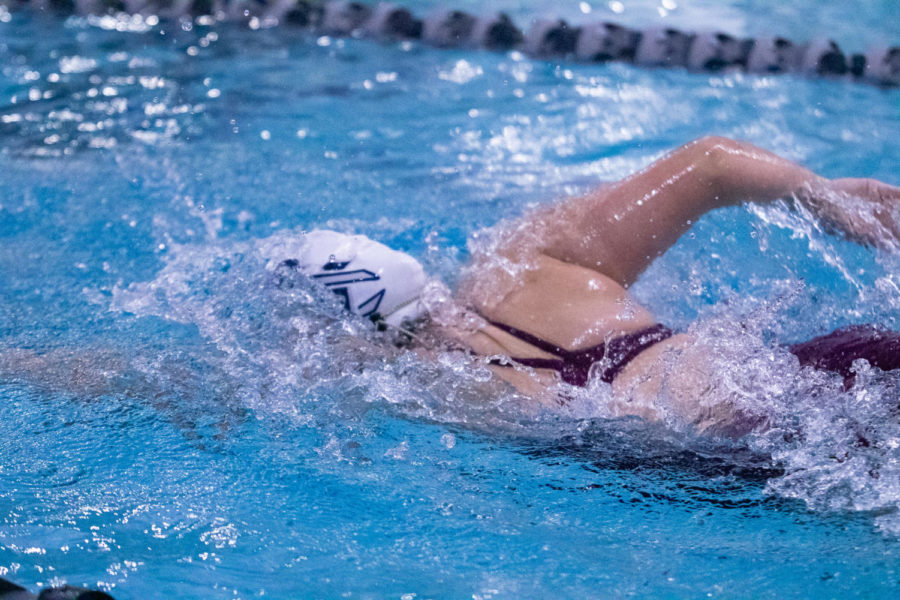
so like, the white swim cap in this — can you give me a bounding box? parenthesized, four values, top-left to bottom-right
(267, 230, 427, 327)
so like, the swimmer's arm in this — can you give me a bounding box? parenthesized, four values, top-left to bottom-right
(525, 136, 899, 285)
(0, 348, 130, 397)
(0, 348, 244, 438)
(815, 177, 900, 247)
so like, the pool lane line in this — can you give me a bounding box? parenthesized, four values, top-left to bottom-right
(6, 0, 900, 87)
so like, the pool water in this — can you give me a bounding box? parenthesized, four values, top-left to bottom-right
(1, 1, 899, 597)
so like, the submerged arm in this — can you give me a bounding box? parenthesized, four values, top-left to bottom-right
(521, 136, 899, 285)
(0, 347, 245, 438)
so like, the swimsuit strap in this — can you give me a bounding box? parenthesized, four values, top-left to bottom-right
(483, 317, 572, 357)
(481, 312, 674, 387)
(599, 323, 674, 384)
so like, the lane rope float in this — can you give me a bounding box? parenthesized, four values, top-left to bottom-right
(4, 0, 899, 87)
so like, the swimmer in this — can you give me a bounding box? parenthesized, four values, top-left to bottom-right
(276, 136, 900, 436)
(1, 137, 898, 438)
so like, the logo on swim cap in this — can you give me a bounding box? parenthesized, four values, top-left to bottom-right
(267, 230, 427, 327)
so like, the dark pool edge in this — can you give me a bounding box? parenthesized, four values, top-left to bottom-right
(2, 0, 898, 88)
(0, 576, 113, 600)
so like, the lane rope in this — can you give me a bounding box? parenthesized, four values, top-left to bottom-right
(4, 0, 898, 87)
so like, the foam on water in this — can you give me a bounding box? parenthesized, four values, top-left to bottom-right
(103, 229, 538, 428)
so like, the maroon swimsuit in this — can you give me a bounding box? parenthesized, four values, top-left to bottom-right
(789, 325, 900, 386)
(485, 317, 900, 388)
(481, 317, 675, 387)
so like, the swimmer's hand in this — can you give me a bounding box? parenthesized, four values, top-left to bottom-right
(808, 178, 900, 249)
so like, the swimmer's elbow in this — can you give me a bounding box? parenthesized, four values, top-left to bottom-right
(691, 135, 741, 175)
(691, 135, 736, 153)
(689, 135, 788, 208)
(681, 135, 743, 202)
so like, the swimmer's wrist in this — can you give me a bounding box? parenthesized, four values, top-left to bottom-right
(802, 177, 900, 248)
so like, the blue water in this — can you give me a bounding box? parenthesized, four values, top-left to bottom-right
(1, 1, 900, 597)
